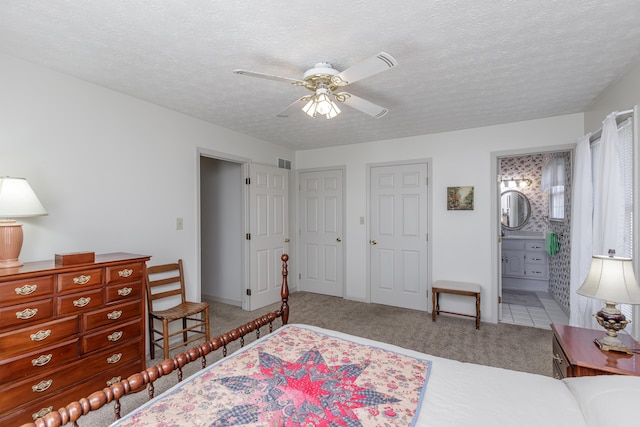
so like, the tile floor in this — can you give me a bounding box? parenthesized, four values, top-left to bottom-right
(501, 291, 569, 329)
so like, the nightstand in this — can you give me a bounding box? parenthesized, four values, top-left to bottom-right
(551, 324, 640, 378)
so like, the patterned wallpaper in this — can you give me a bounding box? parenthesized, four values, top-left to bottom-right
(500, 152, 572, 314)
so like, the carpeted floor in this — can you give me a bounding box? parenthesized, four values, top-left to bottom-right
(70, 291, 553, 426)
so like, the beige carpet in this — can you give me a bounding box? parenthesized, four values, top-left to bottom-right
(66, 291, 553, 426)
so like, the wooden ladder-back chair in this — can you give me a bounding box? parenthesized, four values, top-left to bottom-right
(145, 259, 211, 360)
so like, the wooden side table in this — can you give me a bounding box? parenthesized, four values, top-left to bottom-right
(551, 324, 640, 378)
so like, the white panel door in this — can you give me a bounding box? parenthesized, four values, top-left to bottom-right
(248, 163, 289, 310)
(370, 163, 428, 311)
(299, 169, 344, 296)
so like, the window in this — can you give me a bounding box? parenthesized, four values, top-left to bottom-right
(542, 156, 566, 221)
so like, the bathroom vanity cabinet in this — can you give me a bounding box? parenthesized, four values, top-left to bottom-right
(501, 238, 549, 292)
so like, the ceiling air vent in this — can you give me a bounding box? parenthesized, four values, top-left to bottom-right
(278, 158, 292, 170)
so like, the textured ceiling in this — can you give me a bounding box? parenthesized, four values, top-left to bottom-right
(1, 1, 639, 150)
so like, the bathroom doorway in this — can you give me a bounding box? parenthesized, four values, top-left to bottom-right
(497, 151, 572, 329)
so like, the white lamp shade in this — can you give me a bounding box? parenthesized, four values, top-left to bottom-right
(0, 177, 48, 218)
(577, 255, 640, 304)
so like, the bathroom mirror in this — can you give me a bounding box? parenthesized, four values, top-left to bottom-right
(500, 190, 531, 230)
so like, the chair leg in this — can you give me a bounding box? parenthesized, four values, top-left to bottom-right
(163, 319, 170, 360)
(149, 316, 155, 360)
(183, 317, 188, 344)
(204, 309, 210, 341)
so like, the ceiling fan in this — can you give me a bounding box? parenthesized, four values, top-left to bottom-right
(233, 52, 397, 120)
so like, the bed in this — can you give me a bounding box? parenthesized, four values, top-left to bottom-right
(22, 255, 640, 427)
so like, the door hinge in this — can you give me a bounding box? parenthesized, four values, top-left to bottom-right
(299, 273, 301, 279)
(498, 296, 502, 304)
(426, 233, 429, 242)
(245, 177, 250, 185)
(246, 233, 251, 240)
(426, 177, 428, 185)
(246, 289, 251, 296)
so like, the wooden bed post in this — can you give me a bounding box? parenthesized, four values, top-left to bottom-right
(280, 253, 289, 325)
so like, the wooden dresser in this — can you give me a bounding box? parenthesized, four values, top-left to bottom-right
(552, 324, 640, 378)
(0, 252, 150, 426)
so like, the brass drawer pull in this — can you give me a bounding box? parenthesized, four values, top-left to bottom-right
(73, 297, 91, 307)
(30, 329, 52, 341)
(118, 269, 133, 278)
(15, 284, 38, 295)
(32, 379, 53, 393)
(16, 308, 38, 319)
(107, 310, 123, 320)
(32, 406, 53, 420)
(73, 275, 91, 285)
(117, 287, 132, 296)
(108, 331, 123, 342)
(107, 353, 122, 364)
(106, 376, 121, 386)
(32, 354, 53, 367)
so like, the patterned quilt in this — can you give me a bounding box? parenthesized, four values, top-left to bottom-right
(114, 325, 431, 426)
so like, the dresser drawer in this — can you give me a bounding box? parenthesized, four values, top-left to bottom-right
(81, 319, 141, 354)
(0, 316, 78, 356)
(525, 252, 546, 265)
(57, 268, 103, 292)
(82, 299, 142, 330)
(0, 276, 54, 305)
(56, 288, 104, 314)
(106, 263, 143, 284)
(0, 340, 140, 414)
(525, 265, 548, 278)
(0, 298, 53, 329)
(2, 359, 143, 426)
(0, 339, 78, 384)
(524, 241, 545, 251)
(106, 281, 142, 303)
(552, 337, 570, 378)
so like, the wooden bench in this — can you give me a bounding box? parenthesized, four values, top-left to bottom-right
(432, 280, 481, 329)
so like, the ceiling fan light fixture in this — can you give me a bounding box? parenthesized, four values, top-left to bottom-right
(301, 87, 341, 119)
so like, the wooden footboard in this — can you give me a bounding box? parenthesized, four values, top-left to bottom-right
(21, 254, 290, 427)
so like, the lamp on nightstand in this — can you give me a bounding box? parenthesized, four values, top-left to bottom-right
(0, 177, 48, 268)
(577, 250, 640, 354)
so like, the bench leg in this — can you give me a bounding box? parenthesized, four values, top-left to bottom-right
(476, 292, 481, 329)
(431, 289, 438, 322)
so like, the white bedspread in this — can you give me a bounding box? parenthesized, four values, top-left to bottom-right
(113, 324, 640, 427)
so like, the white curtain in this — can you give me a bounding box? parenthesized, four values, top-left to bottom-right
(570, 112, 626, 329)
(569, 134, 595, 328)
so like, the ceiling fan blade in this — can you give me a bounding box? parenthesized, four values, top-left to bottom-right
(335, 52, 397, 86)
(276, 96, 311, 117)
(233, 69, 305, 85)
(337, 93, 389, 118)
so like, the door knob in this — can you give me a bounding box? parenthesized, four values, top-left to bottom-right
(336, 237, 342, 242)
(370, 240, 377, 245)
(284, 238, 290, 243)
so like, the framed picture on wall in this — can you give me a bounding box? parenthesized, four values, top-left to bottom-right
(447, 186, 474, 210)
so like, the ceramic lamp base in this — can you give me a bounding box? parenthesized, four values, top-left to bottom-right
(0, 219, 24, 268)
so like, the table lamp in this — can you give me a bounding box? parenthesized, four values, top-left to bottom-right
(0, 177, 48, 268)
(577, 250, 640, 354)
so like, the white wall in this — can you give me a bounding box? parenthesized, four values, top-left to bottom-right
(0, 53, 294, 300)
(585, 60, 640, 133)
(296, 114, 584, 322)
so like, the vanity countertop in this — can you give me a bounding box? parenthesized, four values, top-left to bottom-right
(502, 233, 544, 240)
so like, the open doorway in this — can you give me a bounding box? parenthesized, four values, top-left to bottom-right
(497, 151, 571, 329)
(200, 155, 245, 307)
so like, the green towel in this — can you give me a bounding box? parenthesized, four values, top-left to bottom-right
(545, 232, 560, 256)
